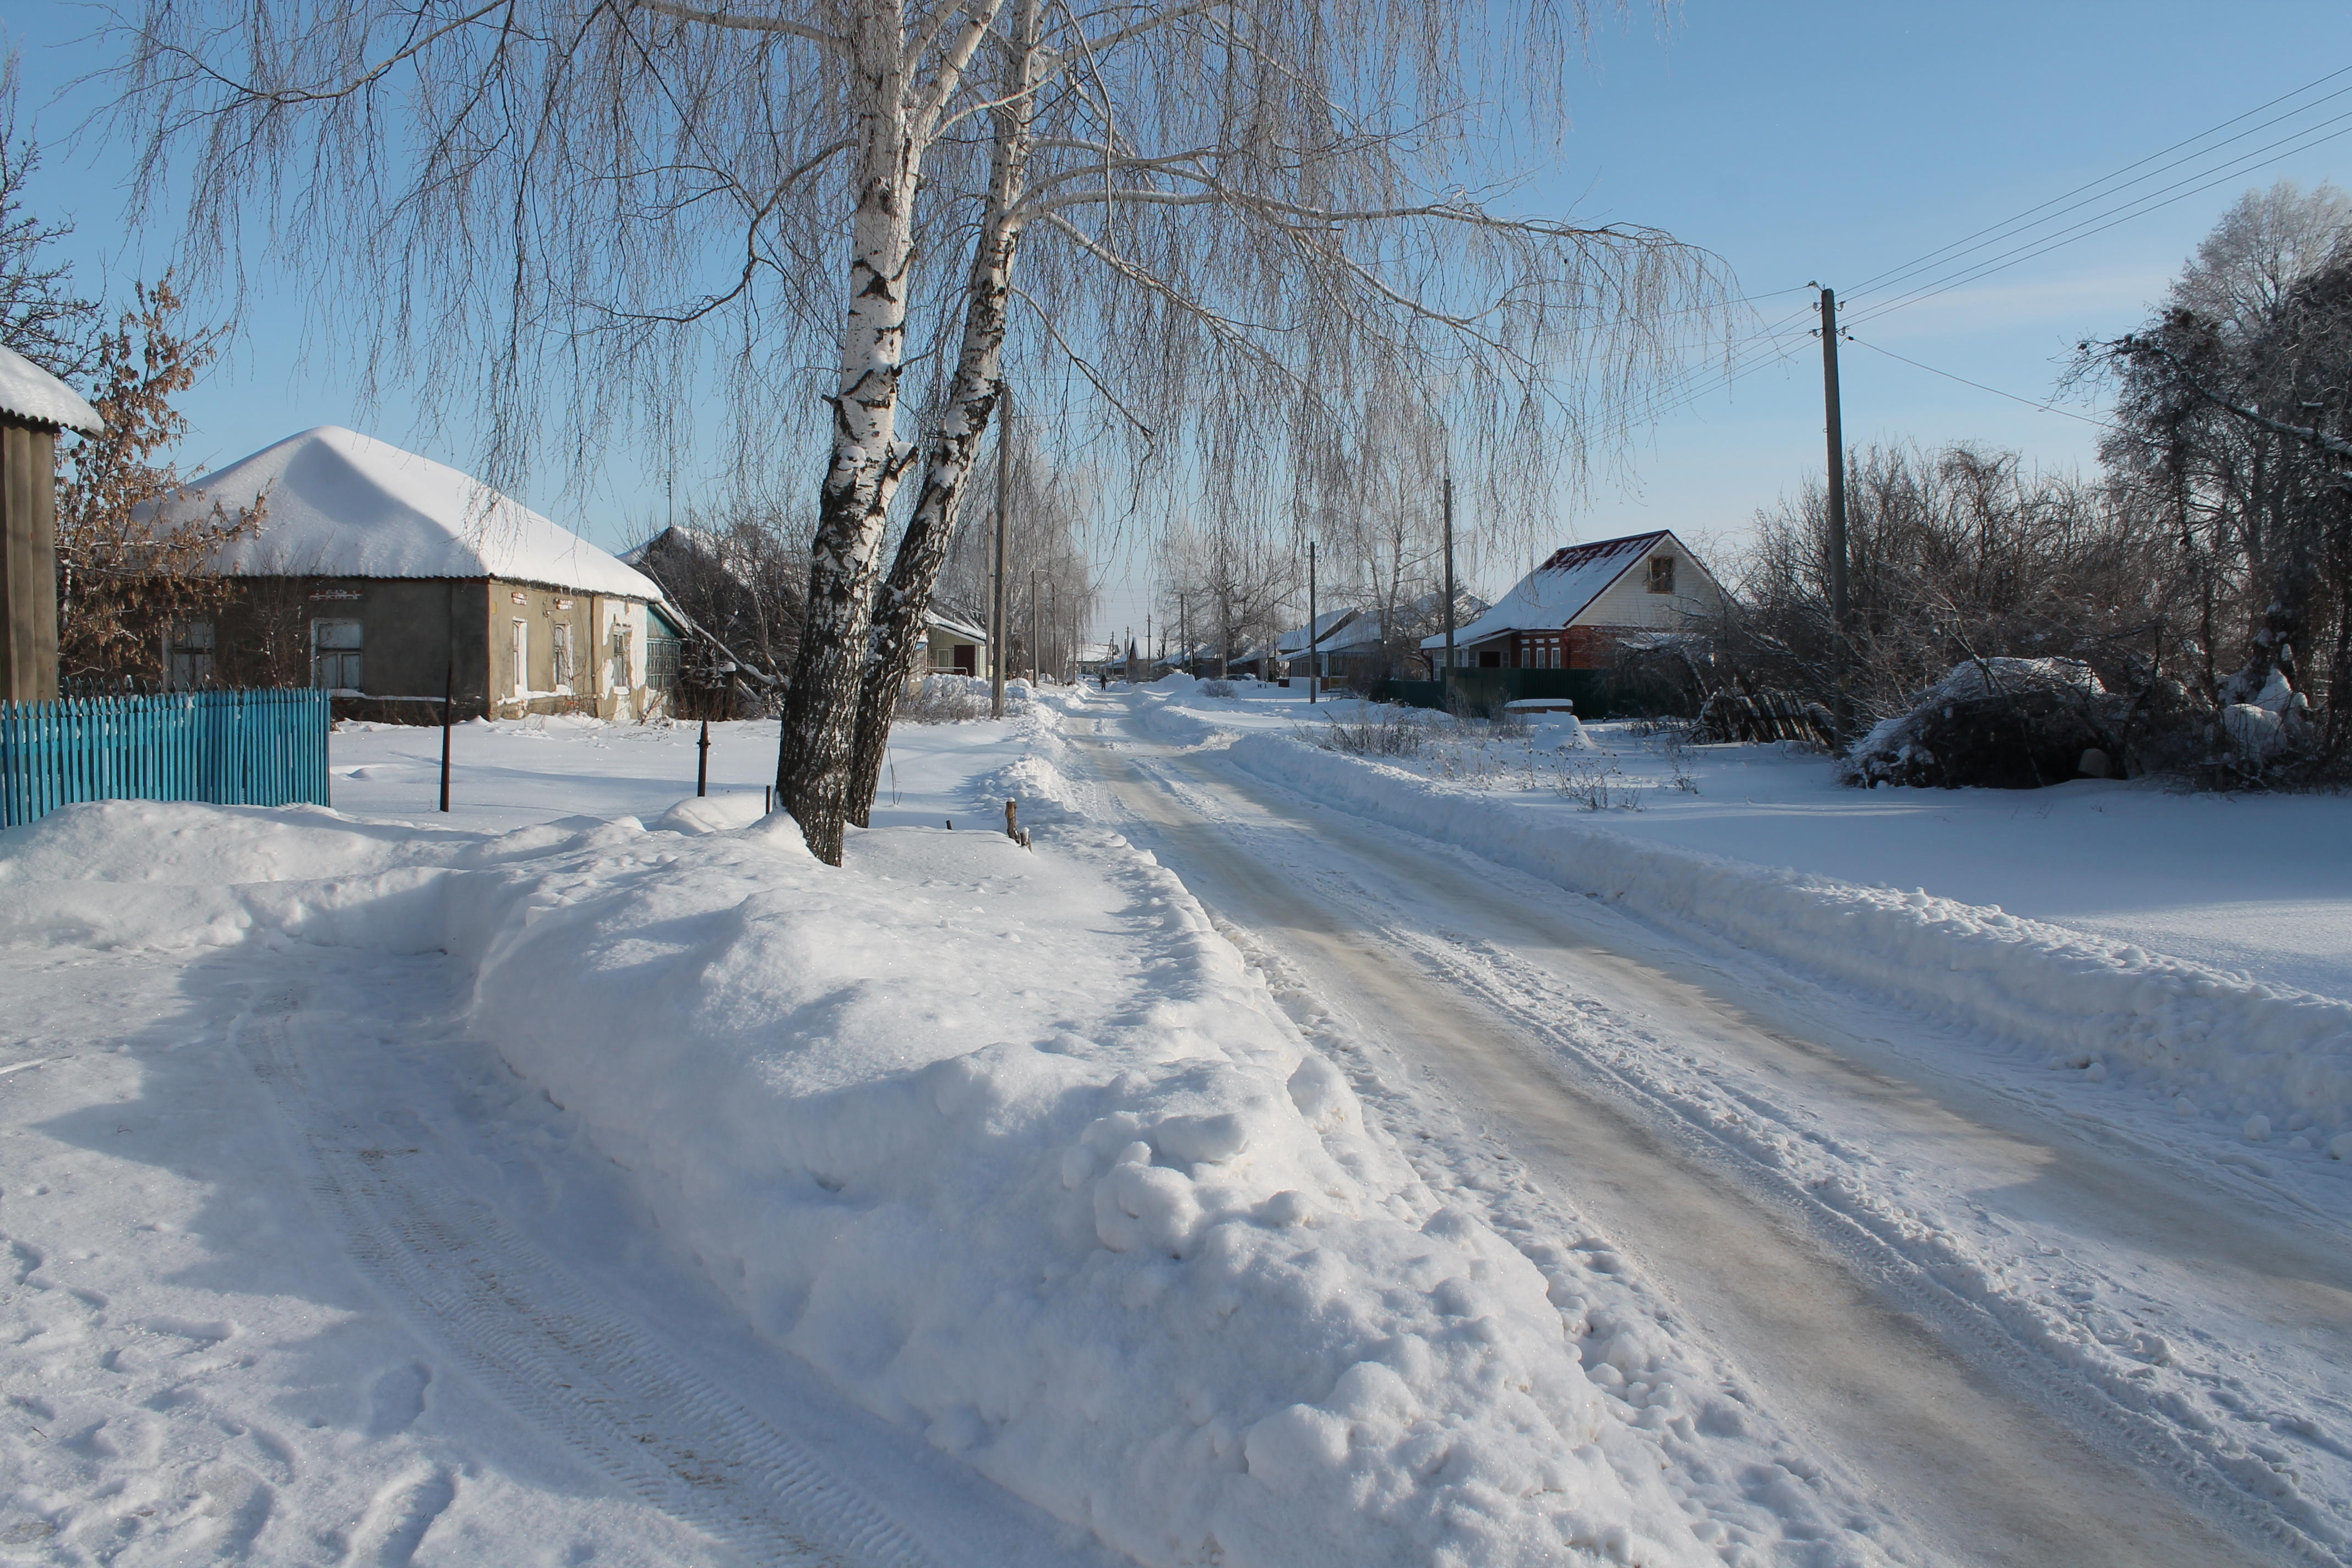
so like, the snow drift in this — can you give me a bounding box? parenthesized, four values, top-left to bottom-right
(0, 736, 1717, 1566)
(1229, 730, 2352, 1146)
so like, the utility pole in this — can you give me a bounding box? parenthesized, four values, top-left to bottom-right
(1030, 570, 1040, 684)
(1441, 462, 1457, 682)
(1306, 540, 1319, 703)
(1819, 285, 1851, 727)
(990, 378, 1012, 718)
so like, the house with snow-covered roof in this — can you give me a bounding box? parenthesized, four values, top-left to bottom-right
(160, 426, 673, 720)
(1420, 530, 1724, 671)
(921, 610, 990, 679)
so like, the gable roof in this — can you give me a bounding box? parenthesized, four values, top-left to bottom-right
(1421, 530, 1699, 649)
(928, 610, 988, 644)
(165, 426, 662, 600)
(1276, 606, 1369, 656)
(0, 344, 102, 434)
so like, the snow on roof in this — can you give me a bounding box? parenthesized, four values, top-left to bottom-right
(1276, 606, 1370, 655)
(0, 343, 102, 434)
(928, 611, 988, 644)
(167, 426, 662, 600)
(1420, 530, 1675, 649)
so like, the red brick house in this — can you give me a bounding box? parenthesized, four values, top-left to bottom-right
(1422, 530, 1724, 671)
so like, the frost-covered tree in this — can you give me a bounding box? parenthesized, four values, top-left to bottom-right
(0, 59, 101, 379)
(2083, 179, 2352, 771)
(107, 0, 1733, 857)
(842, 0, 1732, 821)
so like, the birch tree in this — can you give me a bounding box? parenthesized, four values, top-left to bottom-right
(111, 0, 1009, 859)
(845, 0, 1732, 820)
(110, 0, 1730, 856)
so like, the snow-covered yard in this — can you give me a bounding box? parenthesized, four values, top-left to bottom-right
(1141, 678, 2352, 1004)
(4, 680, 2347, 1566)
(2, 696, 1758, 1567)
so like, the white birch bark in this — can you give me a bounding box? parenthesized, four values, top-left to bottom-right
(846, 0, 1043, 827)
(776, 0, 1005, 863)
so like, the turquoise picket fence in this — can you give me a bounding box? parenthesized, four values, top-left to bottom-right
(1, 689, 332, 828)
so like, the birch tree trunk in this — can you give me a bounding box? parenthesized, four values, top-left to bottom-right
(776, 1, 1000, 863)
(845, 0, 1042, 829)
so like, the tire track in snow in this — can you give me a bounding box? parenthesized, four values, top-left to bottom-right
(232, 984, 937, 1568)
(1074, 703, 2309, 1567)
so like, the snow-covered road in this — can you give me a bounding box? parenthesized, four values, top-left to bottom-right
(1068, 689, 2342, 1566)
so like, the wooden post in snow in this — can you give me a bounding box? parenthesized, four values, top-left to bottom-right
(991, 379, 1012, 720)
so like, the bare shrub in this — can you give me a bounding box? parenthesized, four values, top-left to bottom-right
(1310, 709, 1425, 758)
(895, 675, 989, 725)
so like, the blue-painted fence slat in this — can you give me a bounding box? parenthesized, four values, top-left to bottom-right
(0, 689, 332, 829)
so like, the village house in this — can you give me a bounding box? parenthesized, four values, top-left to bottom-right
(920, 611, 990, 679)
(161, 426, 676, 721)
(1422, 529, 1724, 671)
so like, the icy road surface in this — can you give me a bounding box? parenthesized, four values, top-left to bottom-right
(1068, 688, 2345, 1567)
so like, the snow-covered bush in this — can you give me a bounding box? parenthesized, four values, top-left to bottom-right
(897, 673, 994, 724)
(1842, 657, 2116, 790)
(1200, 678, 1238, 699)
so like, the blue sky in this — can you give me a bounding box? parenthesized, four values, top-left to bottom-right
(8, 2, 2352, 641)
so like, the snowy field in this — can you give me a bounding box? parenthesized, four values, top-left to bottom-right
(3, 683, 2348, 1565)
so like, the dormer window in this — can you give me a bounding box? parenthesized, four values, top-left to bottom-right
(1647, 554, 1675, 594)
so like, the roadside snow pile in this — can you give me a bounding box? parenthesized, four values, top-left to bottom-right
(1843, 657, 2111, 790)
(1232, 731, 2352, 1146)
(1, 763, 1718, 1565)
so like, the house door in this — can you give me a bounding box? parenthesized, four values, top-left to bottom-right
(952, 644, 976, 677)
(511, 619, 529, 698)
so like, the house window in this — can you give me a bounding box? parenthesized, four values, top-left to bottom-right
(1648, 554, 1676, 594)
(551, 622, 574, 689)
(166, 621, 215, 690)
(511, 619, 530, 698)
(311, 619, 362, 692)
(608, 623, 634, 692)
(646, 633, 682, 693)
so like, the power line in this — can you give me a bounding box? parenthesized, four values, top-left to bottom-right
(1843, 336, 2117, 432)
(1842, 64, 2352, 304)
(1844, 109, 2352, 329)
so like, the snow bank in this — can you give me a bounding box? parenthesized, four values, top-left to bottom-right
(1, 750, 1717, 1565)
(1231, 732, 2352, 1141)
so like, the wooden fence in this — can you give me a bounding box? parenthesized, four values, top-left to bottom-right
(1, 689, 331, 828)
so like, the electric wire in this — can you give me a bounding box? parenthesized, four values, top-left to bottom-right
(1842, 336, 2119, 432)
(1843, 109, 2352, 329)
(1841, 66, 2352, 303)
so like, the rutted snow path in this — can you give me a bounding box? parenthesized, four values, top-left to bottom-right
(230, 977, 936, 1568)
(1066, 692, 2320, 1566)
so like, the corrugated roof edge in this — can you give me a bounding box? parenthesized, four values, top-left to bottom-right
(0, 343, 103, 434)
